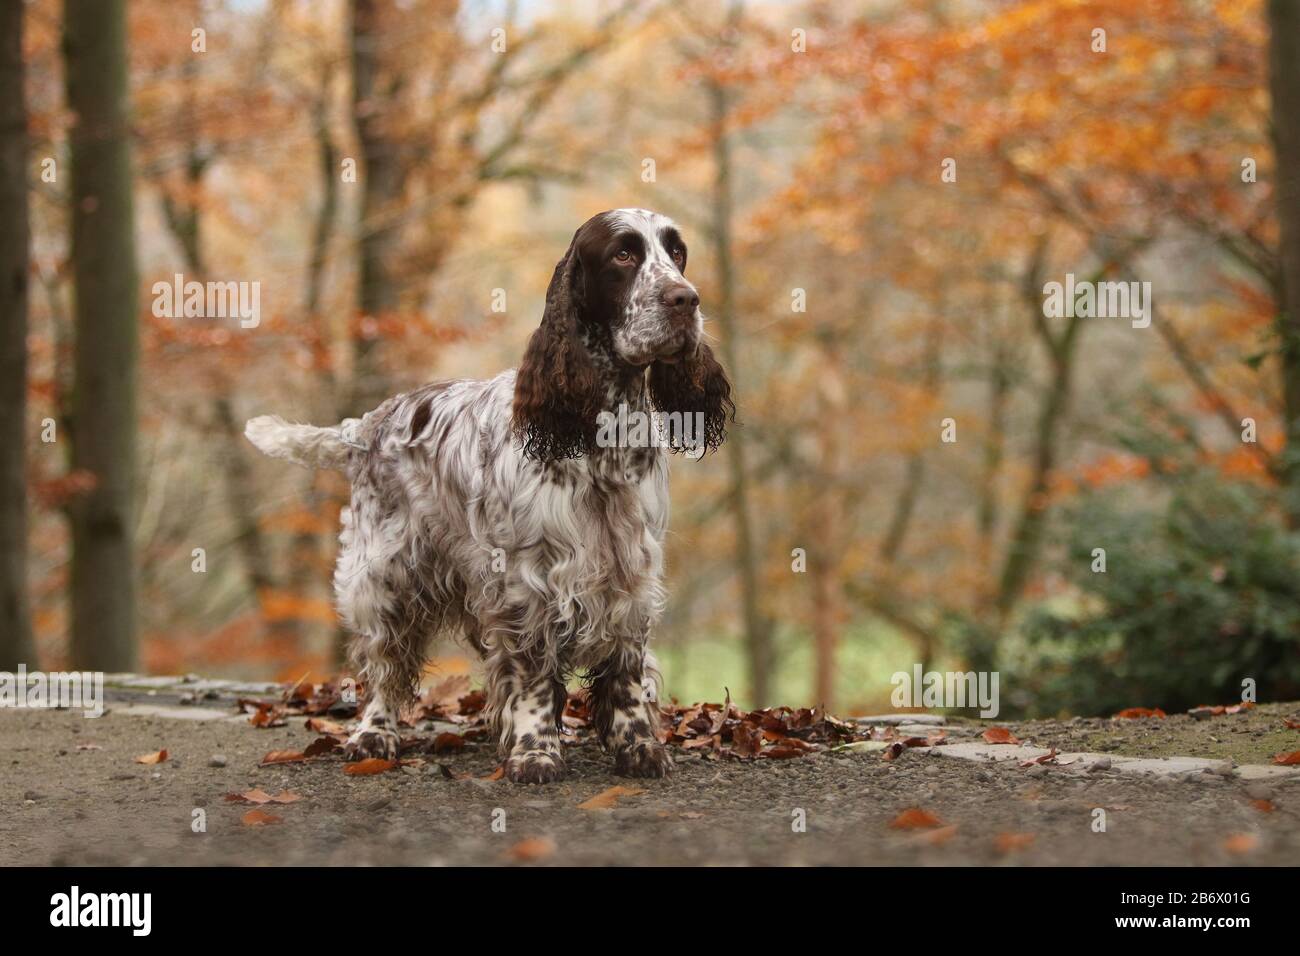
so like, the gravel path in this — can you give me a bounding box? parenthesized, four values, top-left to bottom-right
(3, 692, 1299, 866)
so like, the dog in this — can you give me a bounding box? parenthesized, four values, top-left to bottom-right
(245, 208, 733, 782)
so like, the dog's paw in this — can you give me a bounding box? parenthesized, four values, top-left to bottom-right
(613, 740, 673, 778)
(344, 728, 400, 762)
(504, 750, 566, 785)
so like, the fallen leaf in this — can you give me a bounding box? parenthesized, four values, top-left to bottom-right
(889, 808, 943, 830)
(1222, 833, 1258, 855)
(914, 824, 958, 846)
(577, 785, 645, 810)
(1284, 718, 1300, 730)
(761, 744, 810, 759)
(431, 732, 466, 754)
(225, 789, 303, 805)
(505, 836, 556, 862)
(833, 740, 891, 754)
(1019, 749, 1058, 767)
(417, 674, 473, 718)
(994, 832, 1036, 854)
(241, 809, 283, 827)
(260, 750, 307, 765)
(249, 705, 286, 728)
(305, 717, 346, 735)
(881, 742, 906, 761)
(344, 758, 396, 776)
(732, 722, 763, 758)
(1273, 750, 1300, 765)
(134, 749, 168, 765)
(981, 727, 1021, 745)
(1114, 707, 1166, 719)
(303, 736, 343, 757)
(1249, 799, 1274, 813)
(482, 766, 504, 781)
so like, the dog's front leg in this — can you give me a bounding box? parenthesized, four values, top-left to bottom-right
(591, 646, 672, 778)
(487, 651, 568, 784)
(345, 698, 401, 762)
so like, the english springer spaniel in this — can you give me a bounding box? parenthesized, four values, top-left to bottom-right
(245, 208, 733, 783)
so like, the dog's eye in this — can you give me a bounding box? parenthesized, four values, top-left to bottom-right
(615, 249, 633, 263)
(670, 246, 685, 266)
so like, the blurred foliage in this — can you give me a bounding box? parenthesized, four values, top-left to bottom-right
(1008, 469, 1300, 716)
(18, 0, 1300, 714)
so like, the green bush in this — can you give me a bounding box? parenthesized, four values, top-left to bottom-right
(1008, 472, 1300, 716)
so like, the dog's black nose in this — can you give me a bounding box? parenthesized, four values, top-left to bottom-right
(662, 284, 700, 312)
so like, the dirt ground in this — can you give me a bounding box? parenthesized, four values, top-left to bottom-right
(2, 694, 1298, 866)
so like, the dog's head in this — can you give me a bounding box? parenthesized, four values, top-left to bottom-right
(512, 208, 733, 461)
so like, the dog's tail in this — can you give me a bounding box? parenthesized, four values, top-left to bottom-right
(244, 415, 354, 470)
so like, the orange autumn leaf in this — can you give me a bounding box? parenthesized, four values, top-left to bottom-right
(241, 809, 284, 827)
(1114, 708, 1166, 719)
(994, 832, 1036, 854)
(981, 727, 1021, 745)
(1283, 718, 1300, 730)
(1222, 833, 1258, 855)
(1080, 452, 1150, 489)
(260, 750, 307, 765)
(224, 789, 302, 805)
(482, 766, 505, 781)
(915, 824, 958, 846)
(577, 785, 644, 810)
(889, 808, 943, 830)
(134, 749, 168, 765)
(305, 717, 346, 735)
(248, 706, 285, 728)
(1273, 750, 1300, 765)
(505, 836, 557, 862)
(1249, 799, 1274, 813)
(1019, 748, 1058, 767)
(344, 758, 396, 776)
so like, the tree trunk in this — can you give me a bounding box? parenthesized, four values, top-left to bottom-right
(64, 0, 139, 671)
(993, 343, 1076, 613)
(349, 0, 406, 415)
(289, 73, 343, 655)
(810, 345, 845, 709)
(707, 72, 772, 708)
(879, 315, 942, 565)
(0, 0, 36, 670)
(977, 345, 1009, 596)
(1269, 0, 1300, 525)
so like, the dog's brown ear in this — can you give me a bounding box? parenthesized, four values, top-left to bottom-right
(649, 341, 734, 455)
(512, 235, 604, 460)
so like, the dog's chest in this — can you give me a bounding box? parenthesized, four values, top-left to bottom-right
(524, 451, 668, 598)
